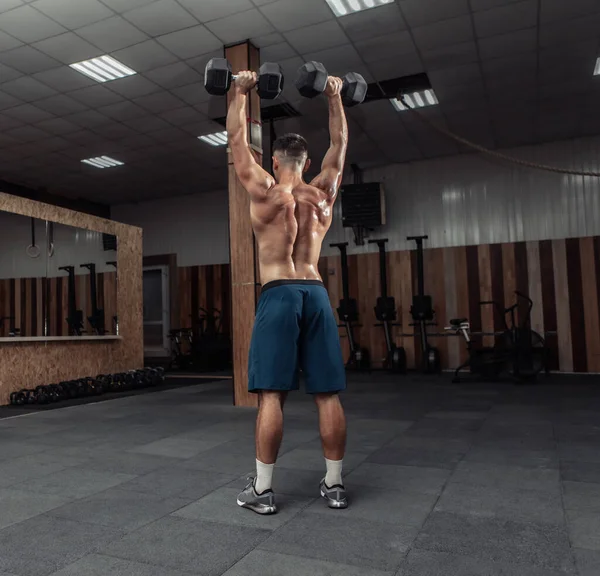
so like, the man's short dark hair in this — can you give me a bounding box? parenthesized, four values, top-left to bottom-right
(272, 133, 308, 164)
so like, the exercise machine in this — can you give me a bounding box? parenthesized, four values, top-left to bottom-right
(369, 238, 406, 373)
(58, 266, 84, 336)
(80, 263, 105, 335)
(407, 236, 441, 373)
(331, 242, 370, 371)
(446, 291, 549, 383)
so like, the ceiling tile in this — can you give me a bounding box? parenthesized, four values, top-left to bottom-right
(0, 111, 23, 129)
(355, 31, 415, 64)
(112, 40, 179, 73)
(156, 25, 222, 59)
(69, 85, 125, 107)
(35, 94, 90, 116)
(412, 16, 474, 52)
(77, 16, 149, 52)
(1, 76, 57, 102)
(0, 5, 66, 43)
(148, 125, 191, 143)
(1, 103, 54, 122)
(65, 109, 112, 128)
(478, 27, 537, 60)
(303, 44, 370, 80)
(283, 21, 348, 55)
(32, 32, 102, 65)
(186, 49, 224, 76)
(178, 0, 254, 22)
(31, 0, 113, 28)
(538, 55, 597, 85)
(474, 0, 538, 37)
(0, 46, 60, 74)
(123, 0, 198, 36)
(120, 133, 157, 148)
(92, 122, 139, 140)
(35, 117, 81, 135)
(99, 0, 157, 11)
(98, 100, 147, 120)
(205, 8, 274, 44)
(171, 82, 211, 106)
(482, 50, 537, 76)
(259, 0, 333, 32)
(260, 42, 297, 62)
(434, 79, 486, 103)
(421, 41, 479, 70)
(399, 0, 470, 27)
(33, 66, 96, 91)
(368, 52, 423, 82)
(339, 3, 406, 42)
(0, 30, 22, 51)
(6, 125, 50, 142)
(144, 62, 202, 89)
(0, 0, 22, 14)
(539, 13, 600, 48)
(470, 0, 526, 11)
(0, 62, 22, 82)
(159, 105, 201, 126)
(133, 90, 185, 113)
(540, 0, 600, 22)
(124, 115, 171, 133)
(428, 63, 482, 88)
(105, 75, 161, 98)
(251, 32, 285, 48)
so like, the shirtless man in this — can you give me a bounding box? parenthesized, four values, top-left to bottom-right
(226, 70, 349, 515)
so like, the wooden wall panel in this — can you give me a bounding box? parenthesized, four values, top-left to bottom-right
(0, 192, 143, 405)
(580, 238, 600, 372)
(553, 239, 573, 372)
(478, 244, 494, 348)
(444, 245, 460, 368)
(454, 247, 470, 368)
(566, 238, 586, 372)
(526, 241, 545, 337)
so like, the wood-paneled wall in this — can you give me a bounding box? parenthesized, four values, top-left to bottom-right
(0, 193, 143, 405)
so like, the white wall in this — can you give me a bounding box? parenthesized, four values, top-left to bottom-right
(111, 190, 230, 267)
(111, 135, 600, 265)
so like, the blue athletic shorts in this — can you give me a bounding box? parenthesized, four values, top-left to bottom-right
(248, 280, 346, 395)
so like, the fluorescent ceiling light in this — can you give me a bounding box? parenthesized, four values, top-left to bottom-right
(595, 57, 600, 76)
(391, 89, 439, 112)
(70, 55, 136, 83)
(325, 0, 394, 17)
(82, 156, 124, 169)
(198, 131, 228, 147)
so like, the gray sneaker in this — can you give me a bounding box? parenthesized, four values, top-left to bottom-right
(237, 477, 277, 515)
(320, 479, 348, 509)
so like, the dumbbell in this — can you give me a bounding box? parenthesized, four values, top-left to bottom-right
(295, 61, 367, 107)
(204, 58, 284, 99)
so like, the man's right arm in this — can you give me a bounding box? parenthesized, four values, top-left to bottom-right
(310, 77, 348, 201)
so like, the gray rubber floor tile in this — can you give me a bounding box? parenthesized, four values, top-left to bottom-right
(559, 443, 600, 463)
(436, 482, 565, 525)
(426, 411, 490, 420)
(48, 488, 191, 531)
(0, 488, 72, 529)
(397, 548, 575, 576)
(276, 447, 369, 472)
(562, 480, 600, 512)
(304, 483, 436, 527)
(222, 550, 394, 576)
(574, 548, 600, 576)
(130, 437, 228, 459)
(450, 461, 561, 493)
(173, 487, 310, 529)
(415, 511, 576, 573)
(178, 445, 256, 475)
(80, 450, 181, 475)
(561, 461, 600, 484)
(121, 466, 237, 499)
(465, 447, 559, 469)
(17, 467, 136, 499)
(345, 462, 450, 494)
(367, 447, 464, 469)
(48, 554, 198, 576)
(0, 441, 45, 461)
(0, 515, 124, 576)
(0, 454, 74, 488)
(566, 509, 600, 550)
(259, 511, 416, 572)
(101, 515, 270, 576)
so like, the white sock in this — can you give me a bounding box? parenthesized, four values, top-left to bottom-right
(255, 459, 274, 494)
(325, 458, 343, 488)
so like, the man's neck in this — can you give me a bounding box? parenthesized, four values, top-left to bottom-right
(277, 170, 304, 187)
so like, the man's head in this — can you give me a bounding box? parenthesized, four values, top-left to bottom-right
(272, 133, 311, 180)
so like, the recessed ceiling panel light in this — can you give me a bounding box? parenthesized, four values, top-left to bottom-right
(82, 156, 124, 169)
(198, 131, 228, 147)
(325, 0, 394, 17)
(594, 57, 600, 76)
(390, 89, 439, 112)
(70, 55, 136, 83)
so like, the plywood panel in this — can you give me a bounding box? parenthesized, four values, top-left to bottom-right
(502, 242, 517, 312)
(478, 244, 494, 348)
(552, 239, 573, 372)
(444, 244, 460, 368)
(526, 241, 544, 336)
(454, 247, 469, 368)
(566, 238, 586, 372)
(580, 237, 600, 372)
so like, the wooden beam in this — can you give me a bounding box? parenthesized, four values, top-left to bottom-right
(226, 42, 262, 408)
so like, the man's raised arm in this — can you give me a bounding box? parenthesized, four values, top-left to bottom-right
(226, 71, 274, 200)
(311, 77, 348, 200)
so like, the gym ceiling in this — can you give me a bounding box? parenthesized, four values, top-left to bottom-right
(0, 0, 598, 204)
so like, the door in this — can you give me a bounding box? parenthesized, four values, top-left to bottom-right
(143, 265, 170, 357)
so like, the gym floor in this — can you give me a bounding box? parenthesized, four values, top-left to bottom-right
(0, 373, 598, 576)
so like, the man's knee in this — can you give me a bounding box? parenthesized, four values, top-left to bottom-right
(259, 391, 288, 408)
(314, 392, 341, 406)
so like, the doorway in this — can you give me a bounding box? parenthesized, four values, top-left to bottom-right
(143, 265, 170, 357)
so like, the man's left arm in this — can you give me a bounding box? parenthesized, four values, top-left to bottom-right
(226, 71, 274, 201)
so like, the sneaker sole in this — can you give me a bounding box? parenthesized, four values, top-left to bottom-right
(237, 498, 277, 515)
(320, 490, 348, 509)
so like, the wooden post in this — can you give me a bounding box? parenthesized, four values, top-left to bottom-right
(226, 42, 262, 408)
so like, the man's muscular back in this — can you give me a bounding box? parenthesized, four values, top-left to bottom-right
(251, 182, 334, 285)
